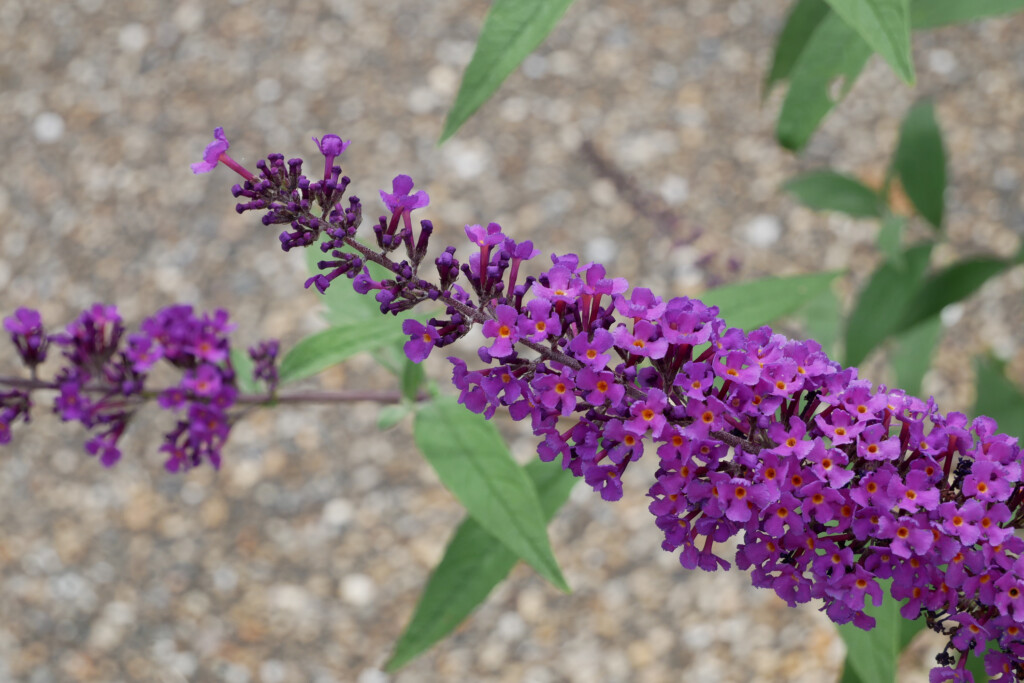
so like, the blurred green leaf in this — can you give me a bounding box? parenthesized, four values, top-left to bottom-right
(824, 0, 915, 84)
(895, 255, 1022, 334)
(877, 215, 906, 266)
(764, 0, 832, 95)
(784, 170, 884, 217)
(702, 271, 841, 332)
(306, 238, 435, 375)
(278, 320, 410, 384)
(386, 460, 575, 671)
(377, 403, 411, 430)
(401, 357, 426, 402)
(801, 285, 843, 358)
(891, 315, 942, 396)
(777, 13, 874, 150)
(440, 0, 577, 143)
(838, 579, 926, 683)
(893, 101, 946, 229)
(306, 242, 388, 325)
(844, 243, 932, 366)
(974, 355, 1024, 440)
(414, 397, 569, 592)
(911, 0, 1024, 28)
(230, 347, 259, 394)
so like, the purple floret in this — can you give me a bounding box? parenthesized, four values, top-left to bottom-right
(191, 127, 230, 174)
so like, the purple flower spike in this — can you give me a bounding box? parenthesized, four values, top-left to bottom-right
(186, 131, 1024, 680)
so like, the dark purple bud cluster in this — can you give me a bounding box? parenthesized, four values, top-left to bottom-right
(2, 304, 277, 471)
(197, 130, 1024, 681)
(248, 339, 280, 393)
(0, 390, 31, 445)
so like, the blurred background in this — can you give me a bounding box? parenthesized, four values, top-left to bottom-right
(1, 1, 1022, 681)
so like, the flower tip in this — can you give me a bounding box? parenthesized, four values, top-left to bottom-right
(192, 127, 231, 174)
(313, 134, 351, 157)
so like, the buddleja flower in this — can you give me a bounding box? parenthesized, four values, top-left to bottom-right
(204, 129, 1024, 681)
(1, 304, 278, 472)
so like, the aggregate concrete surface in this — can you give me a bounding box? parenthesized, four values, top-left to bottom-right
(1, 1, 1023, 681)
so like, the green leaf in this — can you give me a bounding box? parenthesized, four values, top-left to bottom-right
(824, 0, 915, 84)
(974, 355, 1024, 441)
(837, 580, 926, 683)
(764, 0, 832, 95)
(800, 285, 843, 358)
(911, 0, 1024, 28)
(440, 0, 577, 143)
(777, 13, 874, 150)
(377, 403, 411, 430)
(702, 271, 841, 332)
(890, 315, 942, 396)
(413, 397, 570, 592)
(278, 320, 410, 384)
(230, 347, 259, 395)
(401, 357, 426, 402)
(895, 255, 1021, 334)
(784, 170, 884, 218)
(844, 243, 932, 366)
(893, 101, 946, 229)
(386, 460, 575, 671)
(306, 243, 389, 326)
(877, 215, 906, 266)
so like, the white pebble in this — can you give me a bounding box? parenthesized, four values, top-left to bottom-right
(659, 174, 690, 205)
(339, 573, 376, 607)
(739, 214, 782, 247)
(32, 112, 65, 143)
(927, 48, 957, 75)
(321, 498, 354, 527)
(118, 23, 149, 52)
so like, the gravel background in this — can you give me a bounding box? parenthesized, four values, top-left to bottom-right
(1, 1, 1023, 681)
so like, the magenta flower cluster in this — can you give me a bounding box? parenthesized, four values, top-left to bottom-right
(2, 304, 278, 471)
(189, 129, 1024, 681)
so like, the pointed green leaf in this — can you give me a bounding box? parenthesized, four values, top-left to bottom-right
(777, 13, 874, 150)
(911, 0, 1024, 28)
(306, 242, 389, 325)
(377, 402, 411, 430)
(764, 0, 832, 95)
(702, 271, 841, 332)
(401, 357, 426, 402)
(974, 356, 1024, 441)
(801, 286, 843, 358)
(890, 315, 942, 396)
(895, 255, 1020, 334)
(893, 102, 946, 229)
(784, 170, 884, 218)
(824, 0, 915, 84)
(844, 243, 932, 366)
(838, 580, 926, 683)
(386, 460, 575, 671)
(414, 397, 569, 592)
(278, 320, 410, 384)
(440, 0, 577, 143)
(230, 347, 259, 395)
(877, 215, 906, 266)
